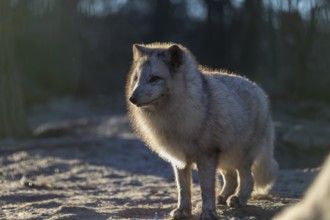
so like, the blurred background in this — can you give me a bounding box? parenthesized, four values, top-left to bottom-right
(1, 0, 330, 167)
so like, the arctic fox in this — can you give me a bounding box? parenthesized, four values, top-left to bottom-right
(126, 43, 278, 220)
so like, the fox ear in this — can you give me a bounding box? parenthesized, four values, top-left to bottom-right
(166, 44, 182, 71)
(133, 44, 149, 60)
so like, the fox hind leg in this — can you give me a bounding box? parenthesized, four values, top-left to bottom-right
(226, 167, 253, 207)
(217, 169, 237, 205)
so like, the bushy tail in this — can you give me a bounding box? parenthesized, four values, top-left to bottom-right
(252, 156, 278, 194)
(252, 121, 278, 194)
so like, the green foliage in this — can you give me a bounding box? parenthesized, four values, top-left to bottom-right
(0, 0, 30, 138)
(3, 0, 330, 107)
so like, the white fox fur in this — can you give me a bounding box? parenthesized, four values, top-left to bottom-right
(126, 43, 278, 220)
(275, 155, 330, 220)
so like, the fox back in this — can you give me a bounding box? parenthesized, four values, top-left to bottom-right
(126, 43, 272, 168)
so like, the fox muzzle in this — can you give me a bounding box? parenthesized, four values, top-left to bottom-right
(129, 96, 138, 105)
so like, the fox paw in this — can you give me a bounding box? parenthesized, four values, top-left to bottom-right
(217, 195, 228, 205)
(226, 195, 243, 207)
(170, 207, 192, 220)
(200, 210, 218, 220)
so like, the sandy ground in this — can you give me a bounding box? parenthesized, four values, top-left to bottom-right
(0, 112, 321, 220)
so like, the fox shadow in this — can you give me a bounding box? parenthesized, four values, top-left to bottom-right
(218, 203, 283, 220)
(0, 135, 173, 180)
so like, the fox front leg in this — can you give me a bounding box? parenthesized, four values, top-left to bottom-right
(197, 155, 219, 220)
(171, 163, 192, 220)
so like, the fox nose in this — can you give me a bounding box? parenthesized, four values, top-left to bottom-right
(129, 96, 137, 105)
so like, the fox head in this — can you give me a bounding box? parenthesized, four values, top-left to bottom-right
(126, 43, 188, 109)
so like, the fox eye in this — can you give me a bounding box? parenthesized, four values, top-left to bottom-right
(148, 75, 162, 83)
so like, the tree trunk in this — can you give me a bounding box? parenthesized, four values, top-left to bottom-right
(0, 0, 30, 138)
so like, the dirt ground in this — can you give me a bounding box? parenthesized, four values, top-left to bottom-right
(0, 99, 322, 219)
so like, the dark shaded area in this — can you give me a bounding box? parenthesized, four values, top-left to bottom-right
(1, 0, 330, 153)
(0, 193, 65, 203)
(0, 0, 30, 137)
(55, 206, 110, 220)
(116, 207, 172, 219)
(3, 0, 330, 103)
(220, 203, 283, 220)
